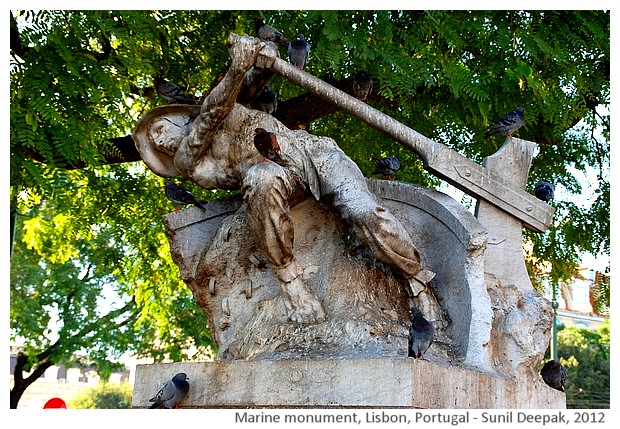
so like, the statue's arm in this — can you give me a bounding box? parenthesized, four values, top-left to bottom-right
(186, 35, 266, 156)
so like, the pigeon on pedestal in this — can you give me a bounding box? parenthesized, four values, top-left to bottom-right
(149, 372, 190, 409)
(484, 107, 525, 138)
(540, 359, 567, 392)
(408, 305, 434, 361)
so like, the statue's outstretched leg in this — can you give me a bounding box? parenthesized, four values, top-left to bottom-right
(318, 148, 447, 327)
(243, 162, 325, 324)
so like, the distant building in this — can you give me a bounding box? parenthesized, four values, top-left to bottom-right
(543, 267, 609, 330)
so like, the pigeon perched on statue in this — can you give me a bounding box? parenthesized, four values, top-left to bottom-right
(540, 359, 567, 392)
(153, 77, 194, 105)
(534, 180, 555, 202)
(254, 18, 290, 47)
(408, 305, 434, 361)
(372, 155, 401, 180)
(288, 34, 310, 70)
(484, 107, 525, 138)
(253, 128, 284, 165)
(164, 180, 207, 211)
(352, 70, 373, 102)
(258, 86, 278, 116)
(149, 372, 190, 409)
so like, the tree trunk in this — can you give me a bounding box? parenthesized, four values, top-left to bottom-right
(10, 352, 54, 409)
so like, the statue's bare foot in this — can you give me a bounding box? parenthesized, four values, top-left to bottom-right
(282, 277, 326, 324)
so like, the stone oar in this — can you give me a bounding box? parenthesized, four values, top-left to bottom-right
(232, 34, 554, 232)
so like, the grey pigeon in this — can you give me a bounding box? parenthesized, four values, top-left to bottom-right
(540, 360, 567, 392)
(484, 107, 525, 138)
(149, 372, 190, 409)
(408, 305, 434, 360)
(258, 86, 277, 116)
(352, 70, 373, 102)
(372, 155, 400, 180)
(164, 180, 206, 211)
(288, 34, 310, 70)
(154, 77, 194, 105)
(254, 18, 290, 47)
(534, 180, 555, 202)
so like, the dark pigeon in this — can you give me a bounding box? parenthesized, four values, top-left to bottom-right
(254, 18, 290, 47)
(408, 305, 434, 360)
(253, 128, 284, 164)
(534, 180, 555, 202)
(352, 70, 373, 102)
(484, 107, 525, 138)
(164, 180, 206, 211)
(288, 34, 310, 70)
(154, 77, 194, 105)
(540, 360, 567, 392)
(149, 372, 190, 409)
(258, 86, 277, 116)
(372, 155, 401, 180)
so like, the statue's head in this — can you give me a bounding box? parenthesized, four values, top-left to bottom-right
(132, 104, 201, 177)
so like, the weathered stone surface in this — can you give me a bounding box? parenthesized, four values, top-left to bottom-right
(132, 359, 565, 409)
(475, 138, 553, 378)
(164, 180, 490, 368)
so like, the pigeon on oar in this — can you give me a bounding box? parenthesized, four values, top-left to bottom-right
(289, 34, 310, 70)
(149, 372, 190, 409)
(253, 128, 284, 164)
(408, 305, 434, 361)
(258, 86, 277, 116)
(164, 180, 207, 211)
(540, 359, 567, 392)
(254, 18, 290, 47)
(154, 77, 194, 105)
(352, 70, 373, 102)
(484, 107, 525, 138)
(372, 155, 401, 180)
(534, 180, 555, 202)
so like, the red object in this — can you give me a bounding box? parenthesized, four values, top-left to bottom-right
(43, 397, 67, 409)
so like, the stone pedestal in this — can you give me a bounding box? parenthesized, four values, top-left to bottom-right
(132, 359, 565, 409)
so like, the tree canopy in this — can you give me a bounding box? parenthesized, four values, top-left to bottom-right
(553, 320, 610, 408)
(9, 10, 610, 407)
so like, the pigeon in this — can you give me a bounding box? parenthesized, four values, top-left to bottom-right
(408, 305, 434, 361)
(288, 34, 310, 70)
(154, 77, 194, 105)
(149, 372, 190, 409)
(484, 107, 525, 138)
(257, 86, 277, 116)
(352, 70, 373, 102)
(540, 359, 567, 392)
(253, 128, 284, 164)
(164, 180, 207, 211)
(254, 18, 290, 47)
(534, 180, 555, 202)
(372, 155, 401, 180)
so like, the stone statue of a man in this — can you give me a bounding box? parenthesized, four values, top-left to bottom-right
(133, 34, 440, 325)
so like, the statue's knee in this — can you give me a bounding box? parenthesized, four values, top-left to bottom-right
(243, 163, 288, 200)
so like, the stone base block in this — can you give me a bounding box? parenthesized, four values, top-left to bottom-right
(132, 359, 565, 409)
